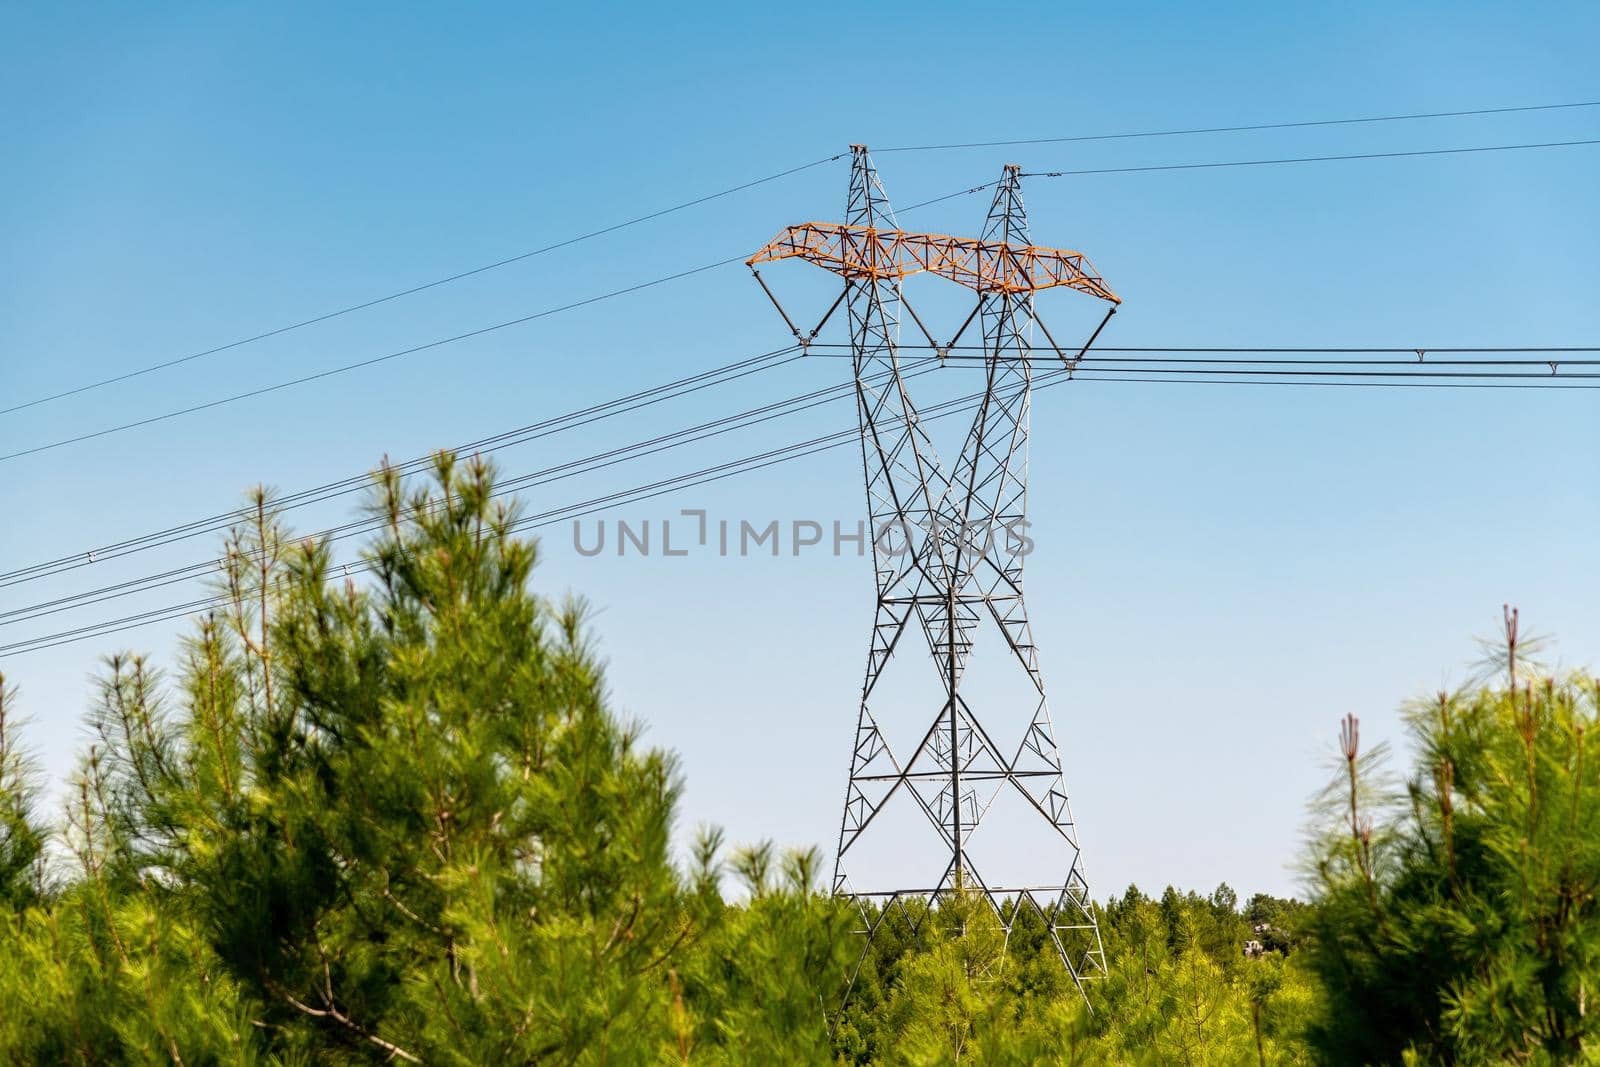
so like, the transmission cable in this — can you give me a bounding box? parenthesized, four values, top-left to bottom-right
(802, 355, 1600, 380)
(809, 343, 1600, 358)
(0, 154, 844, 419)
(1068, 373, 1600, 391)
(11, 133, 1598, 466)
(1021, 137, 1600, 180)
(3, 361, 1595, 657)
(857, 136, 1600, 215)
(4, 343, 1595, 594)
(0, 345, 806, 587)
(877, 99, 1600, 153)
(0, 363, 991, 655)
(14, 95, 1598, 422)
(0, 357, 944, 624)
(0, 255, 753, 464)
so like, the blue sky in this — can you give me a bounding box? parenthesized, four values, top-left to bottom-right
(1, 2, 1597, 898)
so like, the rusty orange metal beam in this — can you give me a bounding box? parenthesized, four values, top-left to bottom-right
(747, 222, 1120, 305)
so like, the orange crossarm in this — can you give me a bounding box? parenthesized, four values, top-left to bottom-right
(747, 222, 1120, 305)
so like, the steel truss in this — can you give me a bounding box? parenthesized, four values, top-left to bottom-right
(748, 146, 1120, 1004)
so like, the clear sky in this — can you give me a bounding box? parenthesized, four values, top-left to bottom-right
(2, 2, 1597, 900)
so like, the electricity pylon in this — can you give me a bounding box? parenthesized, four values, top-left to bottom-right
(747, 147, 1120, 1001)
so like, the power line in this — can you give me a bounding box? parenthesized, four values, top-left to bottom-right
(896, 182, 1005, 214)
(1068, 373, 1600, 391)
(0, 155, 844, 420)
(0, 363, 980, 656)
(0, 356, 945, 623)
(0, 595, 226, 658)
(13, 96, 1596, 423)
(1079, 346, 1600, 354)
(4, 364, 1005, 655)
(0, 359, 986, 646)
(799, 353, 1600, 378)
(0, 255, 750, 465)
(1022, 137, 1600, 180)
(2, 359, 1594, 657)
(12, 132, 1597, 466)
(3, 343, 1594, 599)
(0, 345, 805, 587)
(878, 99, 1600, 153)
(902, 134, 1600, 211)
(806, 346, 1600, 365)
(1040, 366, 1600, 379)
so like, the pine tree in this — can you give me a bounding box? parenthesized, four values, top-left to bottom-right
(673, 834, 857, 1063)
(0, 456, 699, 1063)
(1302, 609, 1600, 1062)
(0, 673, 45, 910)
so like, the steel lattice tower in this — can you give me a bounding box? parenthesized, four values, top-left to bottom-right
(748, 147, 1120, 999)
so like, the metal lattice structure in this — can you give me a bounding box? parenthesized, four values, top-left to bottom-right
(747, 147, 1120, 1002)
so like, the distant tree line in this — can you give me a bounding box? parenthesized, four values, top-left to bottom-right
(1, 455, 1595, 1064)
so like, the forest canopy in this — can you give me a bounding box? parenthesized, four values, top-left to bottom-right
(1, 455, 1595, 1064)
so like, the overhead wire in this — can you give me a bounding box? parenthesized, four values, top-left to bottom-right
(5, 339, 1595, 595)
(3, 355, 1596, 657)
(875, 98, 1600, 153)
(8, 132, 1598, 464)
(0, 358, 979, 656)
(807, 343, 1600, 356)
(1, 362, 1002, 655)
(0, 154, 845, 419)
(0, 255, 754, 464)
(1021, 137, 1600, 180)
(893, 136, 1600, 212)
(1038, 367, 1600, 380)
(0, 356, 945, 622)
(804, 346, 1600, 365)
(14, 95, 1598, 423)
(1065, 374, 1600, 391)
(8, 100, 1600, 646)
(798, 354, 1600, 379)
(3, 342, 1596, 607)
(0, 344, 805, 588)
